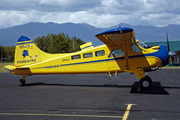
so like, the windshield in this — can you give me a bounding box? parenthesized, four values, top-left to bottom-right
(137, 41, 148, 48)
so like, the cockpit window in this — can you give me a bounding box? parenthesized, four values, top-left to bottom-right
(109, 49, 124, 57)
(132, 45, 142, 53)
(137, 41, 148, 48)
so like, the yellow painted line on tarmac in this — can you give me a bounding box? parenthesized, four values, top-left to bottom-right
(123, 104, 136, 120)
(0, 104, 136, 119)
(0, 113, 123, 119)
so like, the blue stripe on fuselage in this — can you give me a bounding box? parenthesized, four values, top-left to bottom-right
(60, 53, 156, 67)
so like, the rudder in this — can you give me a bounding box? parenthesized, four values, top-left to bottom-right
(14, 35, 42, 67)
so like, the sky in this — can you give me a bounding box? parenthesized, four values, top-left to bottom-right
(0, 0, 180, 29)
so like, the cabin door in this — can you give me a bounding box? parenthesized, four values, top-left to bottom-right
(108, 49, 126, 73)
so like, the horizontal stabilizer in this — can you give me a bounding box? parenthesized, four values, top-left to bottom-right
(4, 65, 16, 72)
(4, 65, 31, 75)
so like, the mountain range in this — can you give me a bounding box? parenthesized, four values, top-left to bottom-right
(0, 22, 180, 46)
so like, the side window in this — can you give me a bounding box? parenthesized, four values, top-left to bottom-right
(71, 54, 81, 60)
(132, 45, 142, 53)
(83, 52, 93, 58)
(109, 49, 124, 57)
(95, 50, 105, 57)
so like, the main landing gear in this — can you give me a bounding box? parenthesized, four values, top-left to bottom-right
(134, 68, 153, 90)
(19, 75, 28, 86)
(139, 76, 152, 90)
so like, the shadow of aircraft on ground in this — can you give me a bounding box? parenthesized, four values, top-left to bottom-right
(130, 82, 169, 95)
(20, 81, 178, 95)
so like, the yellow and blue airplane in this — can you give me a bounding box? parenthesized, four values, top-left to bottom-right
(4, 27, 174, 90)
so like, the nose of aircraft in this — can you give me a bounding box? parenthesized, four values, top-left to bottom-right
(155, 45, 177, 67)
(155, 45, 169, 67)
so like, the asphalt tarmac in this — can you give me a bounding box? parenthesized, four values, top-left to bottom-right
(0, 69, 180, 120)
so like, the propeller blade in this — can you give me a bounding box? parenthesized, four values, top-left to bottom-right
(166, 33, 177, 57)
(166, 33, 170, 52)
(166, 33, 176, 66)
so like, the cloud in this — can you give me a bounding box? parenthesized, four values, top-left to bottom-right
(0, 10, 74, 28)
(0, 10, 38, 28)
(39, 12, 74, 23)
(39, 0, 99, 6)
(69, 11, 117, 28)
(69, 11, 137, 28)
(39, 0, 101, 12)
(39, 0, 73, 6)
(140, 13, 180, 27)
(0, 0, 39, 11)
(0, 0, 180, 29)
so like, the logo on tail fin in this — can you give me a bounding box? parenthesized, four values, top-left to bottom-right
(17, 50, 37, 64)
(22, 50, 32, 58)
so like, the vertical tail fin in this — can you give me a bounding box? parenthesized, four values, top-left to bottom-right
(14, 35, 42, 67)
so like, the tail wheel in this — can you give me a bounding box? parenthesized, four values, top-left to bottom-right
(139, 76, 152, 90)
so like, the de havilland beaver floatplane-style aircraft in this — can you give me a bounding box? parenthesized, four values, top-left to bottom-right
(4, 27, 176, 90)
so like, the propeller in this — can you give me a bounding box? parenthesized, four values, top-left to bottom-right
(166, 33, 176, 57)
(166, 33, 170, 52)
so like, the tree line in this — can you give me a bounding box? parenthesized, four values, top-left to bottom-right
(34, 33, 85, 53)
(0, 33, 85, 62)
(0, 45, 15, 62)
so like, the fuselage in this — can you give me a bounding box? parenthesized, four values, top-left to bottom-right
(8, 42, 168, 75)
(4, 27, 169, 76)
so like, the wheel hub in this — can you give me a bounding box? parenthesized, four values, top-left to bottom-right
(142, 81, 149, 87)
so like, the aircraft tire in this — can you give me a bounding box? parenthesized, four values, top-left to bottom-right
(139, 76, 152, 90)
(19, 79, 26, 86)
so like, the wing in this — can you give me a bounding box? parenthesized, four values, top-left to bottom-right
(95, 27, 136, 47)
(96, 27, 138, 69)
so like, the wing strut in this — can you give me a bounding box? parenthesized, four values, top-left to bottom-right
(124, 36, 129, 69)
